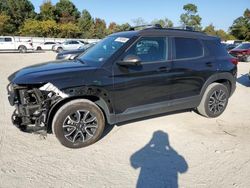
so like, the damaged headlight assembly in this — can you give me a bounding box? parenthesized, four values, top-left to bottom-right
(9, 82, 68, 133)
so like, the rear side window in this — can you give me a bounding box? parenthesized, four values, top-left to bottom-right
(174, 37, 203, 59)
(4, 38, 12, 42)
(45, 42, 55, 45)
(204, 39, 228, 57)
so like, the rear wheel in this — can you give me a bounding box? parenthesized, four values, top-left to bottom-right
(18, 45, 27, 53)
(37, 46, 42, 51)
(52, 99, 105, 148)
(197, 83, 229, 118)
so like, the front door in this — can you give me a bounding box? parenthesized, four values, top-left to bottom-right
(113, 36, 172, 115)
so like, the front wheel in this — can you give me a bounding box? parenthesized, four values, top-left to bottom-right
(197, 83, 229, 118)
(52, 99, 105, 148)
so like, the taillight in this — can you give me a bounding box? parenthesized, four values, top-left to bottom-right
(230, 58, 238, 65)
(242, 50, 247, 55)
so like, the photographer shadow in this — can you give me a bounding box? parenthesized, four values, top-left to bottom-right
(130, 131, 188, 188)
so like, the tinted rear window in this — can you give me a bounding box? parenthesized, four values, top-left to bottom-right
(204, 39, 229, 57)
(235, 43, 250, 49)
(5, 38, 12, 42)
(45, 42, 55, 45)
(174, 37, 203, 59)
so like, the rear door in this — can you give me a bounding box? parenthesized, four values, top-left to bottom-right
(113, 36, 173, 114)
(170, 37, 218, 100)
(43, 42, 50, 50)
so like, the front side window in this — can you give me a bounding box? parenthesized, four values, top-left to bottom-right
(174, 37, 203, 59)
(124, 37, 167, 62)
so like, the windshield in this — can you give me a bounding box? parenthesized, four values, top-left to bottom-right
(78, 36, 131, 65)
(79, 42, 96, 50)
(235, 43, 250, 49)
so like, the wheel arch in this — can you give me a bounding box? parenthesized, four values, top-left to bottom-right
(46, 95, 113, 133)
(200, 72, 236, 98)
(18, 45, 27, 49)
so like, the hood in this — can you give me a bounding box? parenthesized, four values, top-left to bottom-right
(58, 49, 85, 56)
(8, 60, 97, 87)
(230, 49, 248, 52)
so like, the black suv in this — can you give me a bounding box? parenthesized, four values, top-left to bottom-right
(7, 25, 237, 148)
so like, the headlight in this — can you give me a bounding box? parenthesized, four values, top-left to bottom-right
(7, 83, 13, 93)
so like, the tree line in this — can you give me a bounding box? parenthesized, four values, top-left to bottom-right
(0, 0, 249, 41)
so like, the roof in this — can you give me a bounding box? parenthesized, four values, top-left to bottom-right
(110, 27, 218, 40)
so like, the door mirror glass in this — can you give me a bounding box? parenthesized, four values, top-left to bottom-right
(118, 54, 141, 66)
(69, 54, 78, 60)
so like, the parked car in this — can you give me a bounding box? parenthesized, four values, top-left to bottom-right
(222, 43, 238, 52)
(56, 42, 97, 60)
(35, 42, 59, 51)
(52, 40, 89, 53)
(229, 43, 250, 62)
(223, 40, 243, 45)
(0, 36, 34, 53)
(7, 25, 237, 148)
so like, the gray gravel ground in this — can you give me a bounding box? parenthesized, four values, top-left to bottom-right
(0, 52, 250, 188)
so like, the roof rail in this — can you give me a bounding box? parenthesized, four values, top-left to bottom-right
(168, 26, 195, 31)
(129, 24, 203, 34)
(130, 24, 162, 31)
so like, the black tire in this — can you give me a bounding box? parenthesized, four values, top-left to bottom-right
(37, 46, 42, 51)
(245, 55, 250, 62)
(52, 99, 105, 148)
(57, 47, 63, 53)
(18, 45, 27, 53)
(197, 83, 229, 118)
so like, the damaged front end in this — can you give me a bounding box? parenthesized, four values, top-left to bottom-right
(7, 83, 68, 133)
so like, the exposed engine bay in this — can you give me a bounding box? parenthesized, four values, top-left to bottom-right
(7, 83, 68, 133)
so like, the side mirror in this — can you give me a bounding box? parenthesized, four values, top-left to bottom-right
(69, 54, 78, 60)
(117, 55, 141, 66)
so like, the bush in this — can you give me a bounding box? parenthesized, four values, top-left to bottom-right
(20, 19, 83, 38)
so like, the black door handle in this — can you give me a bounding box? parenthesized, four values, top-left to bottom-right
(206, 62, 213, 67)
(158, 66, 170, 72)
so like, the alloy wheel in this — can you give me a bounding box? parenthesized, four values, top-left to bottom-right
(62, 110, 98, 143)
(208, 89, 227, 115)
